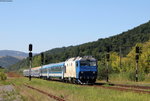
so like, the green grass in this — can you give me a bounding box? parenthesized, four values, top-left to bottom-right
(2, 77, 149, 101)
(105, 73, 150, 86)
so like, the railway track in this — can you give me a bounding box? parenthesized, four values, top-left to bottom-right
(49, 79, 150, 94)
(94, 83, 150, 94)
(13, 83, 65, 101)
(108, 83, 150, 89)
(12, 84, 36, 101)
(47, 79, 150, 94)
(24, 84, 65, 101)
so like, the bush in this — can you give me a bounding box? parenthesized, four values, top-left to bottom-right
(97, 67, 107, 80)
(97, 65, 113, 80)
(0, 72, 7, 81)
(109, 73, 129, 82)
(129, 70, 145, 81)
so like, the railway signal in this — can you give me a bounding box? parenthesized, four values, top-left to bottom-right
(29, 44, 33, 81)
(29, 52, 32, 58)
(136, 46, 139, 53)
(29, 44, 32, 51)
(41, 52, 44, 64)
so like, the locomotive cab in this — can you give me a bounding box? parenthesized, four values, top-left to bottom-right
(77, 57, 97, 84)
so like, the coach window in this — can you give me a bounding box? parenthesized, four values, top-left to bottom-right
(64, 66, 66, 73)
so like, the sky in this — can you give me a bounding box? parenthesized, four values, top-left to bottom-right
(0, 0, 150, 53)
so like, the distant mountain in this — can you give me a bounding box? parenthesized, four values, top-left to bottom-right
(0, 50, 38, 68)
(0, 50, 28, 68)
(0, 56, 21, 68)
(0, 50, 28, 59)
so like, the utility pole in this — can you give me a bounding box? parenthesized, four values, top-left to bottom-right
(106, 47, 110, 82)
(29, 44, 33, 81)
(135, 46, 140, 82)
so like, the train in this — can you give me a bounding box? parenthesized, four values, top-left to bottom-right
(23, 56, 98, 84)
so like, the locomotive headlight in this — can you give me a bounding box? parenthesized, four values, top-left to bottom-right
(81, 72, 83, 74)
(93, 72, 95, 74)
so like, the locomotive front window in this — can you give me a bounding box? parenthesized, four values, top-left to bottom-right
(80, 61, 97, 66)
(90, 61, 97, 66)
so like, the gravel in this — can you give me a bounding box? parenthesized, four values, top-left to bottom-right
(0, 85, 14, 92)
(0, 85, 23, 101)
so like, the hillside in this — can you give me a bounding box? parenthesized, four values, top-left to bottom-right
(0, 50, 29, 68)
(0, 56, 21, 68)
(9, 20, 150, 71)
(0, 50, 28, 59)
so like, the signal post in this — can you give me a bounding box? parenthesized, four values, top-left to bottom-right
(41, 52, 44, 78)
(29, 44, 33, 81)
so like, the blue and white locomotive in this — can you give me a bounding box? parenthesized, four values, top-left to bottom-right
(23, 56, 98, 84)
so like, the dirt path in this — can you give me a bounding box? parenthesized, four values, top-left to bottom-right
(7, 72, 22, 77)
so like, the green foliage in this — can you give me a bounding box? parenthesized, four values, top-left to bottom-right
(129, 70, 145, 81)
(97, 40, 150, 80)
(0, 68, 4, 72)
(110, 73, 130, 82)
(0, 56, 21, 68)
(109, 52, 121, 73)
(97, 61, 107, 80)
(123, 41, 150, 74)
(0, 72, 7, 81)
